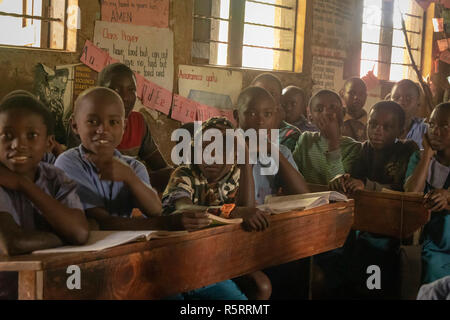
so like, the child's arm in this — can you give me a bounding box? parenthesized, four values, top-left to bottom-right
(423, 189, 450, 212)
(86, 153, 162, 216)
(277, 150, 310, 195)
(404, 135, 436, 192)
(0, 166, 89, 246)
(0, 213, 63, 256)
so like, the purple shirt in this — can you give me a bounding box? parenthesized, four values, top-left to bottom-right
(55, 145, 152, 217)
(406, 118, 428, 150)
(0, 162, 83, 299)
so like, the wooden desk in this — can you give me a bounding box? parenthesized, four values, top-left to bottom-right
(0, 202, 354, 300)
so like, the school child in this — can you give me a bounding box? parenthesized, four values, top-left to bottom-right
(0, 94, 89, 299)
(404, 102, 450, 284)
(293, 89, 362, 186)
(233, 86, 309, 204)
(251, 73, 302, 152)
(233, 85, 310, 299)
(330, 101, 419, 299)
(162, 117, 271, 300)
(55, 87, 163, 230)
(281, 85, 318, 134)
(390, 79, 428, 149)
(340, 77, 368, 142)
(67, 63, 172, 192)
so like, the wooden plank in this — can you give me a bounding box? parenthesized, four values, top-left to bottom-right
(18, 270, 43, 300)
(352, 190, 430, 239)
(0, 202, 353, 300)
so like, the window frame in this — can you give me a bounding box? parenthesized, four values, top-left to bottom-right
(0, 0, 77, 52)
(192, 0, 303, 72)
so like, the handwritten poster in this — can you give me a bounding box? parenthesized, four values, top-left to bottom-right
(93, 21, 174, 92)
(312, 0, 354, 59)
(73, 65, 97, 102)
(101, 0, 169, 28)
(80, 40, 109, 72)
(311, 56, 345, 93)
(178, 65, 243, 109)
(171, 94, 198, 123)
(140, 78, 172, 115)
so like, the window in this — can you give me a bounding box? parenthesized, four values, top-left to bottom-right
(192, 0, 299, 71)
(0, 0, 79, 51)
(360, 0, 424, 82)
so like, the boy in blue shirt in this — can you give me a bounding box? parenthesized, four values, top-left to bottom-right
(0, 94, 89, 299)
(55, 87, 163, 229)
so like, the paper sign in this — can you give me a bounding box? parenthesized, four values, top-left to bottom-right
(106, 56, 120, 66)
(94, 21, 174, 92)
(442, 0, 450, 9)
(438, 39, 449, 52)
(101, 0, 169, 28)
(141, 79, 172, 115)
(171, 94, 198, 123)
(80, 40, 108, 72)
(433, 18, 444, 32)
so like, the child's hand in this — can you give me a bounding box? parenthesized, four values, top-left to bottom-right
(329, 173, 350, 193)
(0, 165, 23, 191)
(317, 113, 340, 150)
(344, 177, 365, 194)
(86, 153, 134, 183)
(423, 189, 449, 212)
(234, 207, 269, 231)
(174, 210, 212, 232)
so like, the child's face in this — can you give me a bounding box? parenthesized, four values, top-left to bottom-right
(341, 81, 367, 114)
(106, 72, 137, 118)
(391, 83, 419, 121)
(309, 93, 343, 128)
(427, 107, 450, 151)
(367, 108, 401, 150)
(197, 128, 233, 182)
(237, 96, 279, 131)
(72, 96, 125, 154)
(0, 109, 51, 179)
(282, 90, 306, 123)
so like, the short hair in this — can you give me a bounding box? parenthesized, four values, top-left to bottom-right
(236, 86, 276, 112)
(343, 77, 367, 92)
(97, 63, 136, 86)
(370, 101, 405, 129)
(308, 89, 342, 111)
(434, 102, 450, 114)
(282, 86, 306, 101)
(0, 94, 55, 135)
(391, 79, 421, 98)
(73, 86, 124, 118)
(251, 73, 283, 93)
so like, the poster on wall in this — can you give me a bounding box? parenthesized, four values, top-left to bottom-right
(311, 56, 345, 94)
(312, 0, 354, 59)
(93, 21, 174, 92)
(178, 65, 243, 110)
(100, 0, 169, 28)
(33, 63, 76, 145)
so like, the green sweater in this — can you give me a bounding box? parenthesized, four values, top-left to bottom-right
(293, 131, 362, 185)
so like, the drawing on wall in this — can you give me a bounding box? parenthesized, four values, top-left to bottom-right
(187, 90, 233, 109)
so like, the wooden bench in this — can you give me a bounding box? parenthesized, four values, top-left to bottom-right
(0, 202, 354, 300)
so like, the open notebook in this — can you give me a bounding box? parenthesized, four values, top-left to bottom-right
(32, 230, 188, 254)
(257, 191, 349, 214)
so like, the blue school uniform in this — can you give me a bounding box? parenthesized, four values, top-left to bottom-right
(253, 144, 299, 205)
(406, 151, 450, 284)
(54, 145, 153, 216)
(0, 162, 84, 299)
(406, 118, 428, 149)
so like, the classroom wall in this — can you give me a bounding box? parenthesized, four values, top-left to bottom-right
(0, 0, 357, 163)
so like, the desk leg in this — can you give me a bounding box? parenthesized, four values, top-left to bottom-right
(18, 270, 43, 300)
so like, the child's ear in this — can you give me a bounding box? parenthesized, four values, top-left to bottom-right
(70, 115, 79, 135)
(46, 135, 55, 153)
